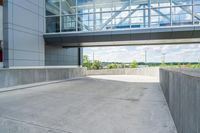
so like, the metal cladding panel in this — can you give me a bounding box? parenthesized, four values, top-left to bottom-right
(44, 26, 200, 47)
(150, 32, 172, 40)
(192, 26, 200, 38)
(0, 6, 2, 41)
(111, 30, 131, 41)
(93, 31, 112, 42)
(171, 31, 194, 39)
(150, 28, 172, 40)
(78, 35, 95, 43)
(3, 0, 45, 67)
(62, 36, 79, 43)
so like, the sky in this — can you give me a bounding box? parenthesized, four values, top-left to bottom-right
(83, 44, 200, 63)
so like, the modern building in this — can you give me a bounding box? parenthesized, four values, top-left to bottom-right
(0, 0, 3, 67)
(2, 0, 200, 67)
(46, 0, 200, 32)
(2, 0, 82, 68)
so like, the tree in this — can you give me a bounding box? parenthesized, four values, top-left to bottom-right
(160, 61, 167, 67)
(130, 60, 138, 68)
(83, 55, 92, 69)
(107, 63, 118, 69)
(186, 63, 192, 68)
(117, 64, 123, 68)
(178, 63, 182, 68)
(196, 64, 200, 68)
(91, 60, 102, 70)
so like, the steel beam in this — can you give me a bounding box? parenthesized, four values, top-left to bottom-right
(117, 5, 142, 26)
(173, 1, 200, 20)
(100, 2, 130, 30)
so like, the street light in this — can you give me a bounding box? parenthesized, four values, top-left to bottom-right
(92, 51, 94, 63)
(145, 49, 147, 65)
(162, 53, 166, 63)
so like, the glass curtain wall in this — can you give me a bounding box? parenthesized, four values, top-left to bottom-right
(45, 0, 200, 33)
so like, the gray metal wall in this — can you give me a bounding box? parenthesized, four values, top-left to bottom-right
(3, 0, 45, 67)
(160, 68, 200, 133)
(45, 45, 81, 66)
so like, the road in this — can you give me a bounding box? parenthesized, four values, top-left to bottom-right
(0, 75, 177, 133)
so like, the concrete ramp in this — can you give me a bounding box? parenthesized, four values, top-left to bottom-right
(0, 75, 177, 133)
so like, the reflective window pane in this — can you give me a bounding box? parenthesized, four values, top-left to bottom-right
(61, 0, 76, 15)
(77, 0, 94, 14)
(151, 0, 171, 8)
(46, 0, 60, 16)
(131, 0, 148, 10)
(46, 17, 60, 33)
(194, 0, 200, 4)
(172, 0, 192, 6)
(112, 0, 129, 11)
(95, 12, 112, 30)
(95, 0, 112, 12)
(112, 11, 130, 29)
(62, 15, 76, 32)
(172, 6, 192, 25)
(151, 7, 171, 27)
(45, 0, 196, 33)
(78, 13, 94, 31)
(130, 9, 149, 28)
(194, 5, 200, 25)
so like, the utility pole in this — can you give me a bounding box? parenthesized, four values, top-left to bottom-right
(145, 49, 147, 66)
(92, 51, 94, 63)
(162, 53, 166, 63)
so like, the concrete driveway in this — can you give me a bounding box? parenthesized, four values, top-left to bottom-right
(0, 75, 177, 133)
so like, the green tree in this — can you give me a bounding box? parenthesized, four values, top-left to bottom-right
(186, 63, 192, 68)
(178, 63, 182, 68)
(196, 63, 200, 68)
(130, 60, 138, 68)
(83, 55, 92, 69)
(108, 63, 118, 69)
(117, 64, 123, 68)
(160, 61, 167, 67)
(91, 60, 102, 70)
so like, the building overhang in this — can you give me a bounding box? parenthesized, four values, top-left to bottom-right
(44, 26, 200, 47)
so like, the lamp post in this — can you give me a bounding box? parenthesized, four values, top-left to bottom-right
(92, 51, 94, 63)
(162, 53, 166, 63)
(144, 49, 147, 67)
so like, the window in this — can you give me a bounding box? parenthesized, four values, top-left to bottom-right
(45, 0, 198, 33)
(46, 17, 60, 33)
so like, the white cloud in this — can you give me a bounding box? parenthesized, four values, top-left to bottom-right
(84, 44, 200, 63)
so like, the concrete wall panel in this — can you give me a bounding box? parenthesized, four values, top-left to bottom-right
(160, 69, 200, 133)
(87, 67, 160, 78)
(0, 67, 86, 89)
(45, 45, 80, 66)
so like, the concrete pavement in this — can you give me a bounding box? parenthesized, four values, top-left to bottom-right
(0, 75, 177, 133)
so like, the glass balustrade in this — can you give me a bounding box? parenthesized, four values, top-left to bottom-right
(45, 0, 200, 33)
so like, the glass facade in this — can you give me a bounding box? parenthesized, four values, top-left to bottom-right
(45, 0, 200, 33)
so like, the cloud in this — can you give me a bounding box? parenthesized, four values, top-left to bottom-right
(84, 44, 200, 62)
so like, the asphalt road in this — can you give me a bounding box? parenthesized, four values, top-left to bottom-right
(0, 75, 177, 133)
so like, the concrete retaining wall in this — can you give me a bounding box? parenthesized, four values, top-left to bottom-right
(87, 67, 159, 78)
(0, 67, 86, 89)
(160, 68, 200, 133)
